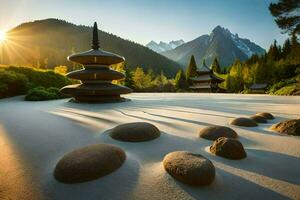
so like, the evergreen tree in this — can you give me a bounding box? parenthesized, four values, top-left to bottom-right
(269, 0, 300, 35)
(174, 69, 187, 90)
(267, 40, 281, 61)
(186, 55, 198, 81)
(124, 66, 134, 89)
(291, 33, 300, 60)
(281, 38, 291, 58)
(211, 57, 221, 73)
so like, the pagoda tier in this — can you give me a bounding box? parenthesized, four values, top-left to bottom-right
(60, 22, 132, 103)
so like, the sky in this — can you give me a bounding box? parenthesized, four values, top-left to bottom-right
(0, 0, 287, 49)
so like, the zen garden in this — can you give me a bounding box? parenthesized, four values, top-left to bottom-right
(0, 0, 299, 200)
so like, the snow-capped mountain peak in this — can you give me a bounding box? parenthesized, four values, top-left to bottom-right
(146, 40, 185, 53)
(161, 25, 265, 68)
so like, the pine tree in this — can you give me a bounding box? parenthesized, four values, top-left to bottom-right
(211, 57, 221, 73)
(269, 0, 300, 35)
(124, 66, 134, 89)
(186, 55, 198, 81)
(174, 69, 187, 90)
(281, 38, 291, 59)
(267, 40, 281, 61)
(291, 33, 300, 60)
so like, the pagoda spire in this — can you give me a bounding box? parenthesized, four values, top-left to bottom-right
(92, 22, 100, 50)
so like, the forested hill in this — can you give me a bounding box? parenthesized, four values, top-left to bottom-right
(3, 19, 181, 77)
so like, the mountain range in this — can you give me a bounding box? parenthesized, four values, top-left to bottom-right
(2, 19, 181, 77)
(146, 40, 185, 53)
(160, 26, 265, 68)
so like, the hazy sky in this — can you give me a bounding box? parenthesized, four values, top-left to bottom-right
(0, 0, 287, 49)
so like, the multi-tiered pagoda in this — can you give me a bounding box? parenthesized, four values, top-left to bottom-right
(61, 22, 132, 102)
(189, 60, 224, 92)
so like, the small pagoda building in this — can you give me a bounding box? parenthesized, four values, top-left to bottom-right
(60, 22, 132, 103)
(249, 83, 268, 94)
(189, 60, 224, 92)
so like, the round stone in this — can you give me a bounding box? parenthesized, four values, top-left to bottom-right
(54, 144, 126, 183)
(198, 126, 238, 140)
(110, 122, 160, 142)
(256, 112, 274, 120)
(230, 117, 258, 127)
(250, 115, 268, 123)
(210, 137, 247, 160)
(271, 119, 300, 136)
(163, 151, 215, 186)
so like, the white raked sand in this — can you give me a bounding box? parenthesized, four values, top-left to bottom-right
(0, 93, 299, 200)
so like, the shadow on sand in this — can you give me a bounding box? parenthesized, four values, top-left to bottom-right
(44, 156, 140, 200)
(177, 168, 291, 200)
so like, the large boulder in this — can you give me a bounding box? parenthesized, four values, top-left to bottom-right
(256, 112, 274, 120)
(110, 122, 160, 142)
(163, 151, 215, 186)
(54, 144, 126, 183)
(210, 137, 247, 160)
(198, 126, 238, 140)
(230, 117, 258, 127)
(271, 119, 300, 136)
(250, 115, 268, 123)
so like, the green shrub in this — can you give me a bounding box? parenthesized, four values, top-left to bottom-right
(6, 66, 72, 88)
(268, 75, 299, 94)
(25, 87, 66, 101)
(274, 85, 298, 95)
(0, 66, 72, 99)
(0, 69, 29, 98)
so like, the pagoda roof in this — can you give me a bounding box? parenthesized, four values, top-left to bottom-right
(189, 74, 224, 82)
(68, 22, 124, 66)
(197, 62, 211, 73)
(249, 83, 268, 90)
(68, 49, 124, 65)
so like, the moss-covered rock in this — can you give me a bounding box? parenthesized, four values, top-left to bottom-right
(210, 137, 247, 160)
(250, 115, 268, 123)
(163, 151, 215, 186)
(230, 117, 258, 127)
(54, 144, 126, 183)
(271, 119, 300, 136)
(256, 112, 274, 120)
(110, 122, 160, 142)
(198, 126, 238, 140)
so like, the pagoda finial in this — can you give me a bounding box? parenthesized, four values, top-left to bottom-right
(92, 22, 99, 50)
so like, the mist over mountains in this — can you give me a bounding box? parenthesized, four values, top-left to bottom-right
(158, 26, 265, 68)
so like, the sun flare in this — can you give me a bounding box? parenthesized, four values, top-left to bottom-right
(0, 31, 7, 43)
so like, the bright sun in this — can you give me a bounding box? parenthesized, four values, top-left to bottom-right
(0, 31, 6, 43)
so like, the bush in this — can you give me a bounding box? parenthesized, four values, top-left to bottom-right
(25, 87, 66, 101)
(6, 66, 72, 88)
(0, 66, 72, 99)
(273, 85, 298, 95)
(0, 69, 29, 98)
(268, 75, 298, 94)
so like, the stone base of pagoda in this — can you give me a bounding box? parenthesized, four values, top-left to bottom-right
(60, 83, 132, 103)
(70, 95, 128, 103)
